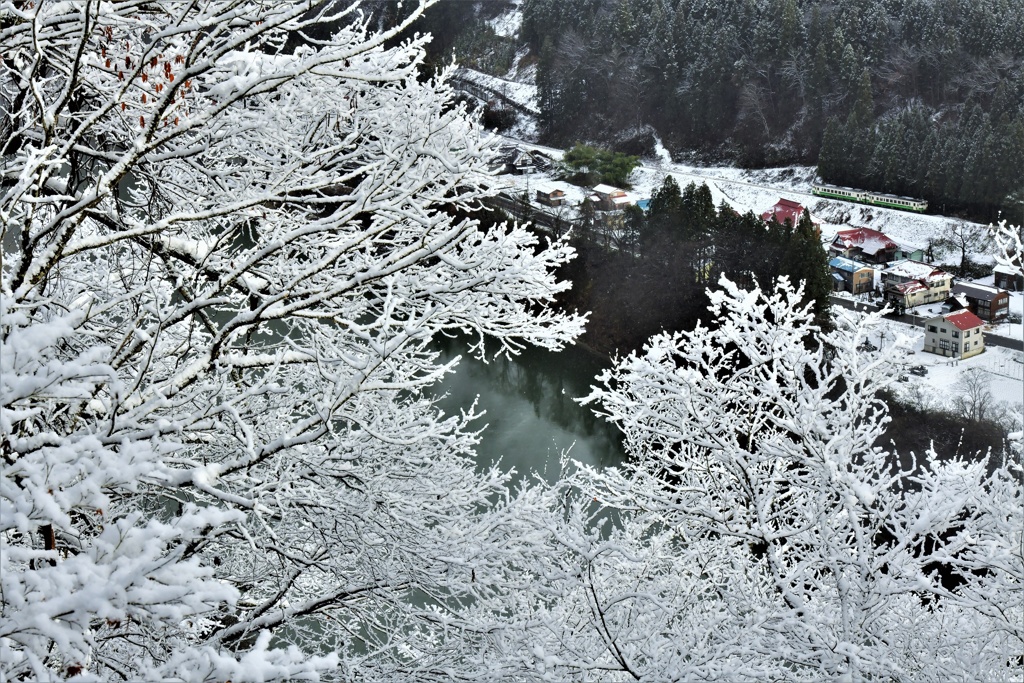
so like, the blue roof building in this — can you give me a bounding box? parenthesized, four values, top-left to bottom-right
(828, 256, 875, 294)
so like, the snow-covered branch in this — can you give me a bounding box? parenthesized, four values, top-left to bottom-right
(1, 2, 584, 679)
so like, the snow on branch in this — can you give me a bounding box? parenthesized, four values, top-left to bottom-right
(1, 2, 583, 679)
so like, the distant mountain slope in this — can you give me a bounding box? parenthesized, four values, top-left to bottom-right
(517, 0, 1024, 223)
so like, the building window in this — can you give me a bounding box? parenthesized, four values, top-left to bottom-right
(927, 325, 937, 332)
(952, 343, 959, 353)
(939, 339, 950, 350)
(952, 330, 959, 338)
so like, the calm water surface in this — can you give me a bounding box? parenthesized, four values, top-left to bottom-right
(430, 337, 625, 482)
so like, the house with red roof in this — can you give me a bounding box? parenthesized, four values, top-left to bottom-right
(761, 198, 820, 235)
(828, 227, 901, 264)
(880, 260, 953, 309)
(923, 310, 985, 359)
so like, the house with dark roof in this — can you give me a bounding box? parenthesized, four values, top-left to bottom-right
(923, 310, 985, 359)
(994, 263, 1023, 292)
(489, 146, 552, 175)
(828, 257, 874, 294)
(880, 260, 953, 309)
(944, 282, 1010, 321)
(829, 227, 900, 264)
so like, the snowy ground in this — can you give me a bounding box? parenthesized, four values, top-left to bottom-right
(459, 68, 538, 115)
(486, 1, 521, 39)
(867, 314, 1024, 415)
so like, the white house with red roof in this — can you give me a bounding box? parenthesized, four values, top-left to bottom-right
(828, 227, 901, 264)
(761, 198, 820, 234)
(923, 310, 985, 359)
(880, 259, 953, 309)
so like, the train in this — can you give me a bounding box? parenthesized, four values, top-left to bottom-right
(811, 183, 928, 212)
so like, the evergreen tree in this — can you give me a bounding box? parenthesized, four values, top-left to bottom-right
(850, 68, 875, 127)
(817, 116, 847, 183)
(783, 209, 833, 330)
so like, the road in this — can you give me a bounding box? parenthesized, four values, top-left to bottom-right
(830, 295, 1023, 351)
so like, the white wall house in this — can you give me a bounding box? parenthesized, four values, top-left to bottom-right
(923, 310, 985, 359)
(881, 260, 952, 309)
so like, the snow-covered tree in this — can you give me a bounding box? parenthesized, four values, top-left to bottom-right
(488, 277, 1023, 681)
(0, 2, 585, 680)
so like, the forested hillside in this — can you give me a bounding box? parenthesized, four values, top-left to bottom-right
(552, 178, 832, 353)
(522, 0, 1024, 221)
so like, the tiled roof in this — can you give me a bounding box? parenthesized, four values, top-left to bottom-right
(833, 227, 899, 256)
(951, 282, 1005, 302)
(945, 309, 985, 331)
(883, 259, 949, 283)
(829, 256, 871, 273)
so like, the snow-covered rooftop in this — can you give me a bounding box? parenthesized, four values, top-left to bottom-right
(534, 182, 563, 195)
(883, 259, 950, 282)
(829, 256, 871, 273)
(951, 282, 1006, 301)
(943, 309, 986, 331)
(831, 227, 899, 256)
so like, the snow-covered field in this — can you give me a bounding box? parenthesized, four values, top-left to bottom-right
(486, 1, 521, 39)
(870, 314, 1023, 414)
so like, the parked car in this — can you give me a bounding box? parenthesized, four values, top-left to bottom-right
(909, 366, 927, 376)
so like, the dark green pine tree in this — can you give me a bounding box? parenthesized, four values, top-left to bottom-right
(850, 68, 875, 128)
(782, 209, 833, 331)
(817, 116, 847, 184)
(647, 176, 683, 229)
(804, 40, 832, 148)
(846, 69, 876, 186)
(620, 204, 646, 258)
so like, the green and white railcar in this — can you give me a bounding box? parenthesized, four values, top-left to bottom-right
(812, 183, 927, 212)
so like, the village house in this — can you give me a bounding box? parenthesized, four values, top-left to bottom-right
(880, 260, 953, 309)
(762, 198, 821, 235)
(829, 227, 901, 264)
(944, 282, 1010, 322)
(828, 256, 874, 294)
(535, 184, 566, 207)
(590, 184, 633, 212)
(994, 263, 1023, 292)
(488, 146, 552, 175)
(923, 310, 986, 359)
(895, 241, 927, 262)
